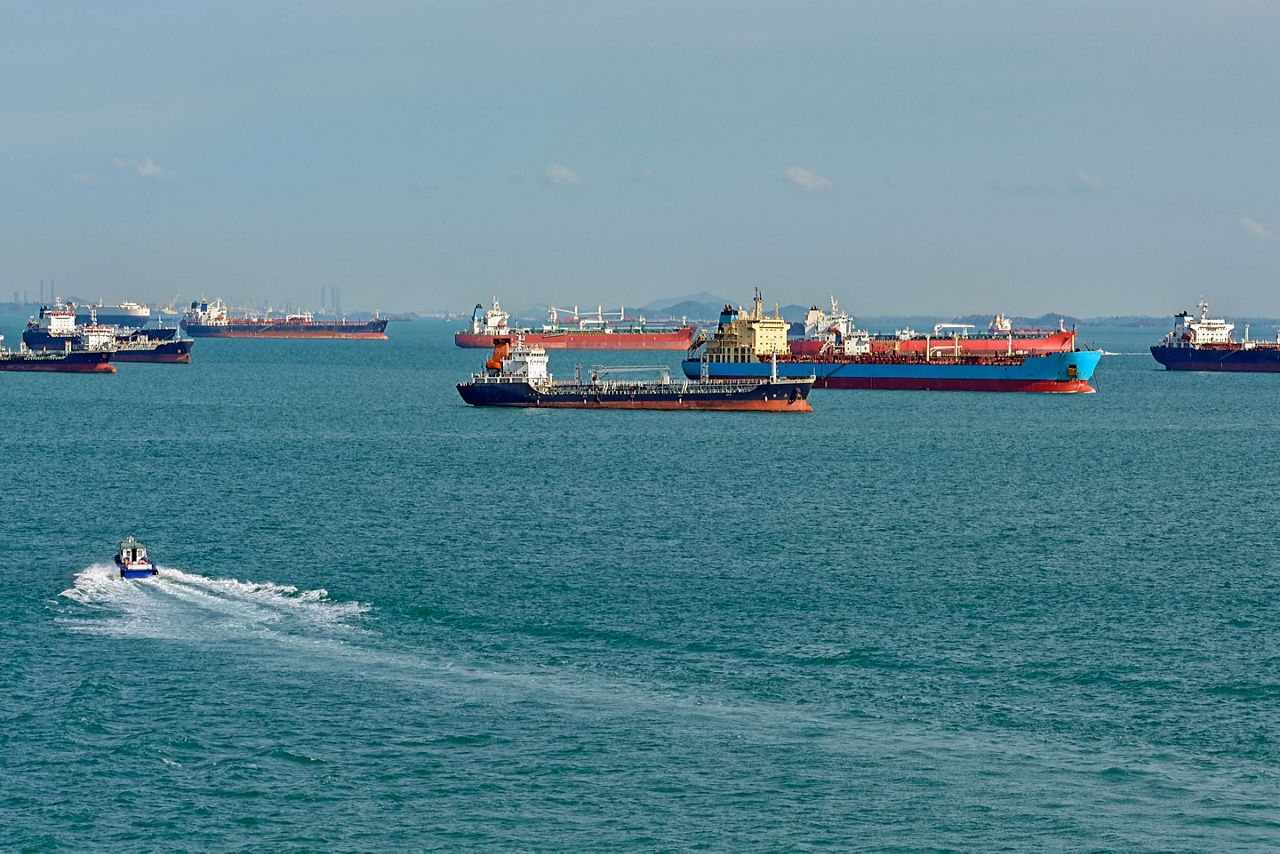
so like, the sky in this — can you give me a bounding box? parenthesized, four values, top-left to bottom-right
(4, 0, 1280, 317)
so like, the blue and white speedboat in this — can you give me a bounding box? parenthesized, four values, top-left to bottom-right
(114, 536, 157, 579)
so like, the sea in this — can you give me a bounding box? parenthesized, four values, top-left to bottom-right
(3, 317, 1280, 852)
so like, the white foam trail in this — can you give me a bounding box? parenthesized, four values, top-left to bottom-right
(56, 565, 835, 734)
(157, 566, 370, 626)
(58, 563, 183, 639)
(58, 562, 370, 640)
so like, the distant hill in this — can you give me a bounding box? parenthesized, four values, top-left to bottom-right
(636, 299, 821, 324)
(649, 300, 725, 322)
(637, 292, 732, 313)
(954, 313, 1079, 330)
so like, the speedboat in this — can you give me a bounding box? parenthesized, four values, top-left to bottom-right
(114, 536, 157, 578)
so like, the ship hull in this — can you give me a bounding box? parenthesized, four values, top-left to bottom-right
(181, 319, 388, 339)
(454, 328, 697, 350)
(0, 351, 116, 373)
(117, 562, 157, 579)
(25, 329, 192, 362)
(124, 327, 179, 342)
(113, 340, 194, 363)
(681, 350, 1101, 393)
(457, 379, 813, 411)
(1151, 345, 1280, 372)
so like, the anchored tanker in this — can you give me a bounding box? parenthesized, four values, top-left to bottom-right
(181, 298, 388, 339)
(458, 337, 814, 411)
(454, 297, 697, 350)
(25, 302, 192, 363)
(1150, 301, 1280, 372)
(683, 290, 1101, 393)
(790, 298, 1077, 356)
(0, 334, 115, 373)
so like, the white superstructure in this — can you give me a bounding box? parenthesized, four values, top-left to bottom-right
(469, 297, 510, 335)
(799, 297, 871, 356)
(1161, 301, 1236, 348)
(469, 336, 553, 386)
(183, 298, 229, 326)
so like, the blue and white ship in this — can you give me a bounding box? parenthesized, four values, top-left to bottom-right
(1150, 301, 1280, 372)
(25, 302, 192, 363)
(114, 536, 157, 579)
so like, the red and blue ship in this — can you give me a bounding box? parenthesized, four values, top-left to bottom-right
(682, 292, 1101, 393)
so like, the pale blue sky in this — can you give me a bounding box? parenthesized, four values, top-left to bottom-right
(4, 1, 1279, 316)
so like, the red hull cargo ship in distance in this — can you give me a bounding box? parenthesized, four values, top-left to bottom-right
(181, 299, 388, 339)
(454, 297, 698, 350)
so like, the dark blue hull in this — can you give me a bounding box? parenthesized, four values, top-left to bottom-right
(0, 350, 115, 372)
(118, 327, 179, 342)
(116, 563, 157, 579)
(457, 378, 813, 410)
(1151, 345, 1280, 372)
(24, 328, 193, 363)
(114, 339, 193, 363)
(21, 330, 78, 351)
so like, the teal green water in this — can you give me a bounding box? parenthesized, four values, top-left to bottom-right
(3, 319, 1280, 850)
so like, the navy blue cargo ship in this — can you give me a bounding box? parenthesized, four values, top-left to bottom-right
(458, 338, 814, 411)
(24, 304, 192, 363)
(1151, 302, 1280, 372)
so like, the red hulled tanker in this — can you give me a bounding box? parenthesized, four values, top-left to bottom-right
(454, 298, 697, 350)
(683, 292, 1100, 393)
(181, 299, 388, 339)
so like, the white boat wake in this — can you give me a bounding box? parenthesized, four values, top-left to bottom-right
(58, 563, 370, 640)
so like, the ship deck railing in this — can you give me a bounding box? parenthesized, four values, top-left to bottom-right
(756, 351, 1035, 367)
(470, 373, 794, 392)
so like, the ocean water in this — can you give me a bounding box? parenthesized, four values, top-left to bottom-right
(3, 317, 1280, 851)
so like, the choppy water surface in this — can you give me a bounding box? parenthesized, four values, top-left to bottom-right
(3, 319, 1280, 850)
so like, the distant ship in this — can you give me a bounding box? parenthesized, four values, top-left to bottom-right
(72, 300, 151, 328)
(458, 337, 814, 411)
(109, 328, 193, 363)
(181, 298, 389, 339)
(0, 335, 115, 373)
(683, 291, 1101, 393)
(1150, 301, 1280, 372)
(788, 299, 1077, 357)
(453, 297, 698, 350)
(24, 303, 193, 363)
